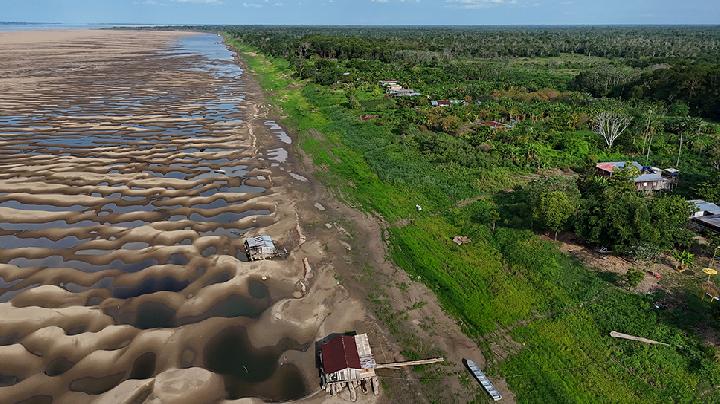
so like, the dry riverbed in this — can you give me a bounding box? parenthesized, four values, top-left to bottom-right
(0, 29, 374, 403)
(0, 29, 496, 404)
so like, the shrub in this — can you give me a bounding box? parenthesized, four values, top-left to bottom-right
(624, 268, 645, 289)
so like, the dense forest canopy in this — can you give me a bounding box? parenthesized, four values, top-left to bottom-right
(225, 25, 720, 59)
(222, 26, 720, 121)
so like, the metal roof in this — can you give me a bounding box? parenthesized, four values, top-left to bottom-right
(696, 214, 720, 231)
(321, 335, 362, 374)
(389, 89, 421, 96)
(245, 235, 275, 249)
(354, 334, 376, 369)
(690, 200, 720, 215)
(596, 161, 673, 183)
(634, 173, 664, 182)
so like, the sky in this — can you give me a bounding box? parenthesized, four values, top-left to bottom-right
(2, 0, 719, 26)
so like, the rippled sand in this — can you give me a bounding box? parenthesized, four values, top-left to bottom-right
(0, 30, 367, 403)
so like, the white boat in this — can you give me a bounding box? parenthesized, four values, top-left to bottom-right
(464, 359, 502, 401)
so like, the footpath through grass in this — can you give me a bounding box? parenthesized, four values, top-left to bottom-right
(226, 36, 720, 403)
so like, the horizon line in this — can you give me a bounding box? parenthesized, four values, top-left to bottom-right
(3, 21, 720, 28)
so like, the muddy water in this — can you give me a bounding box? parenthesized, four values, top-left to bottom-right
(0, 32, 311, 402)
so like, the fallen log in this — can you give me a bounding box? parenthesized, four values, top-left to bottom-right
(610, 331, 669, 346)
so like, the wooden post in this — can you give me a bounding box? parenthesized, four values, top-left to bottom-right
(349, 381, 357, 402)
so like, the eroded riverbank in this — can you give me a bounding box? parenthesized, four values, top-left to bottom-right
(0, 30, 370, 403)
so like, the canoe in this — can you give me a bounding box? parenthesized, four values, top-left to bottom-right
(464, 359, 502, 401)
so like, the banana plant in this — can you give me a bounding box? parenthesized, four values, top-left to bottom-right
(672, 250, 695, 272)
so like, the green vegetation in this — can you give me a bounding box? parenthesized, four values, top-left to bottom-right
(624, 268, 645, 289)
(571, 174, 694, 255)
(673, 250, 696, 272)
(526, 176, 581, 240)
(224, 26, 720, 403)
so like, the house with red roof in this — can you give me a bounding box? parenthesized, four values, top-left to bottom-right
(595, 161, 678, 192)
(317, 332, 446, 400)
(319, 333, 379, 400)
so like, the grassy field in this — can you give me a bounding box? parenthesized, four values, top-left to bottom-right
(226, 35, 720, 403)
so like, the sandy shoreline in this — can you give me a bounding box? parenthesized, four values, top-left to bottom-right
(0, 29, 371, 403)
(0, 29, 186, 43)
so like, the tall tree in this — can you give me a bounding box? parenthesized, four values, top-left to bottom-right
(527, 177, 581, 239)
(536, 190, 578, 240)
(468, 200, 500, 231)
(593, 111, 631, 149)
(639, 107, 665, 164)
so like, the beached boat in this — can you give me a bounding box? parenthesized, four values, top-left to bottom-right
(464, 359, 502, 401)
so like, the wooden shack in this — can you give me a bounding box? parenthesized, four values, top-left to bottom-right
(244, 235, 283, 261)
(379, 80, 399, 87)
(319, 333, 379, 401)
(318, 333, 444, 401)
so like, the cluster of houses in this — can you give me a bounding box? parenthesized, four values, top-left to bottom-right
(379, 80, 420, 97)
(595, 161, 679, 192)
(595, 161, 719, 235)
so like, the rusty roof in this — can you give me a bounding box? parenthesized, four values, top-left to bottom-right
(320, 335, 361, 374)
(596, 161, 645, 173)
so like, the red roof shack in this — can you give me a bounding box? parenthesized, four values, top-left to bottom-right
(318, 333, 445, 400)
(321, 335, 362, 373)
(319, 333, 378, 399)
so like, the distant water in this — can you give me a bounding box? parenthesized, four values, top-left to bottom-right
(0, 22, 157, 32)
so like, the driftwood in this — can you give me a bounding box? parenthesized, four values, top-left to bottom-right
(610, 331, 669, 347)
(303, 257, 313, 280)
(296, 211, 306, 246)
